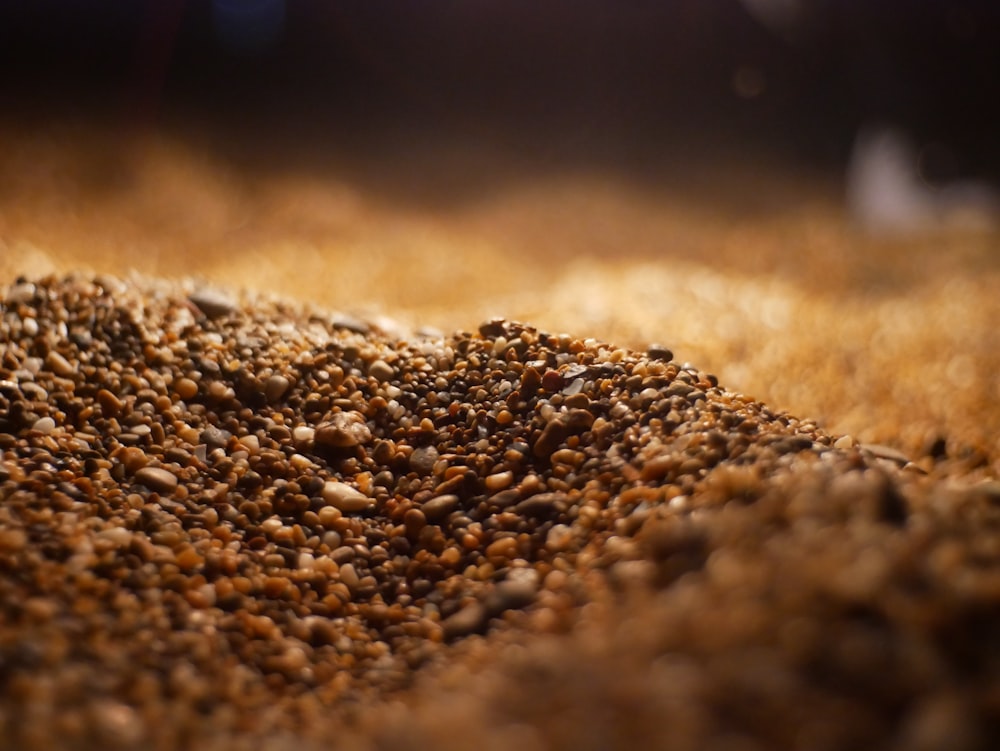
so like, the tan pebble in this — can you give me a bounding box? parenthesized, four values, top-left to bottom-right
(834, 434, 856, 450)
(45, 350, 76, 377)
(264, 374, 291, 402)
(122, 447, 148, 473)
(292, 426, 315, 447)
(289, 453, 314, 471)
(315, 412, 372, 447)
(98, 527, 133, 547)
(189, 288, 235, 318)
(238, 434, 260, 452)
(545, 524, 573, 552)
(317, 505, 342, 528)
(134, 466, 179, 494)
(369, 359, 395, 382)
(339, 563, 360, 589)
(322, 481, 372, 512)
(32, 416, 56, 434)
(485, 470, 514, 491)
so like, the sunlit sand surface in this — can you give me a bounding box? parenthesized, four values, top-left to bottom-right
(2, 121, 998, 476)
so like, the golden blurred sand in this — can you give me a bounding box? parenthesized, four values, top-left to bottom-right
(2, 122, 998, 478)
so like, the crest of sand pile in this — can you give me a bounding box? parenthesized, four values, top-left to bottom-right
(2, 126, 998, 480)
(4, 273, 972, 750)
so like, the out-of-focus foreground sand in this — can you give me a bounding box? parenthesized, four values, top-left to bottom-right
(2, 121, 998, 480)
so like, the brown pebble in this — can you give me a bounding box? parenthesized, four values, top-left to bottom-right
(133, 466, 179, 494)
(315, 412, 372, 448)
(422, 494, 459, 522)
(264, 374, 291, 402)
(442, 602, 488, 640)
(96, 389, 122, 417)
(45, 350, 76, 377)
(533, 418, 568, 458)
(174, 377, 199, 400)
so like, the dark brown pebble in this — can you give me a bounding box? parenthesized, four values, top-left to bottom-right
(96, 389, 122, 418)
(421, 494, 459, 522)
(648, 344, 674, 361)
(533, 418, 568, 458)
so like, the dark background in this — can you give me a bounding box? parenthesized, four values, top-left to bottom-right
(2, 0, 999, 184)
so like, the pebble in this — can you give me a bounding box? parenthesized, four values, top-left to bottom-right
(422, 494, 459, 522)
(174, 377, 199, 400)
(133, 466, 179, 494)
(533, 418, 568, 458)
(647, 344, 674, 361)
(45, 350, 75, 377)
(369, 359, 395, 382)
(322, 481, 372, 512)
(189, 288, 236, 318)
(32, 416, 56, 434)
(315, 412, 372, 448)
(264, 374, 291, 402)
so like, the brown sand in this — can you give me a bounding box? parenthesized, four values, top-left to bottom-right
(2, 122, 1000, 749)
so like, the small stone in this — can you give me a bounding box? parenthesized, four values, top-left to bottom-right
(442, 602, 488, 640)
(189, 288, 236, 318)
(647, 344, 674, 361)
(264, 375, 290, 402)
(45, 351, 76, 377)
(484, 579, 538, 616)
(533, 418, 568, 458)
(315, 412, 372, 448)
(834, 435, 856, 450)
(665, 381, 695, 398)
(96, 389, 123, 418)
(200, 426, 231, 450)
(174, 377, 199, 400)
(7, 281, 36, 304)
(515, 493, 567, 517)
(422, 494, 459, 522)
(0, 528, 28, 552)
(339, 563, 360, 589)
(322, 481, 372, 513)
(860, 443, 910, 466)
(32, 416, 56, 434)
(369, 359, 395, 382)
(410, 446, 439, 475)
(485, 470, 514, 492)
(292, 425, 315, 447)
(133, 466, 179, 494)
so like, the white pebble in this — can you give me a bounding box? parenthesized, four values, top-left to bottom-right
(322, 481, 372, 513)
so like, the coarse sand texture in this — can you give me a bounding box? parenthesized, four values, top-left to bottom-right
(2, 274, 1000, 751)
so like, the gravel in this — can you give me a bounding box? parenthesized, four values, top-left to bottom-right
(1, 274, 999, 751)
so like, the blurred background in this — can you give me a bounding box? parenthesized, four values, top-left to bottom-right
(1, 0, 999, 473)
